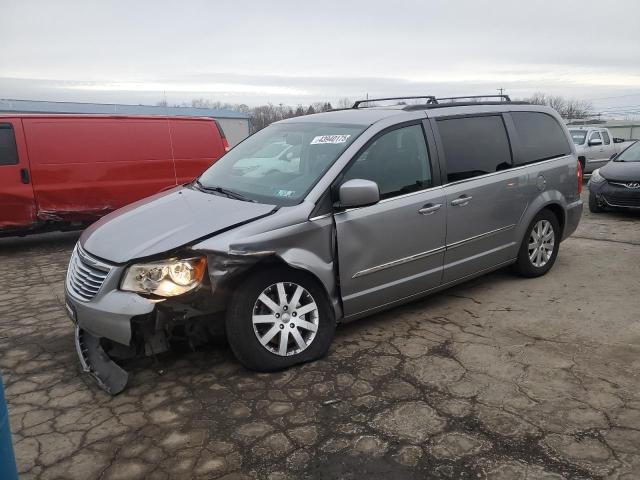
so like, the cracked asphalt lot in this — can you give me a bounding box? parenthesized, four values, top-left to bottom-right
(1, 188, 640, 480)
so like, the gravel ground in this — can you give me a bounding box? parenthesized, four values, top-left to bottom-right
(1, 186, 639, 480)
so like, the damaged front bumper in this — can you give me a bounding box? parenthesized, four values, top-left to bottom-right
(75, 326, 129, 395)
(65, 246, 264, 395)
(65, 277, 156, 395)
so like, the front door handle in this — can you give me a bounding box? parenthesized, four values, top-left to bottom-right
(451, 195, 472, 207)
(20, 168, 30, 184)
(418, 203, 442, 215)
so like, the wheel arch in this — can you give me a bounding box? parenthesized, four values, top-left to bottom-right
(517, 191, 568, 245)
(542, 203, 565, 239)
(207, 251, 342, 322)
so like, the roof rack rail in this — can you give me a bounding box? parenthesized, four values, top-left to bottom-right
(352, 96, 437, 109)
(436, 95, 511, 103)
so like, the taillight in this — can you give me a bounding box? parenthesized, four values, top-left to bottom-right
(576, 159, 583, 194)
(222, 137, 230, 153)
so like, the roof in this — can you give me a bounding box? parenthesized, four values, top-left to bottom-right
(278, 107, 404, 126)
(0, 98, 250, 120)
(279, 101, 558, 126)
(0, 113, 216, 122)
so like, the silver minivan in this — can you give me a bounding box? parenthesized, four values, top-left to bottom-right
(65, 95, 583, 393)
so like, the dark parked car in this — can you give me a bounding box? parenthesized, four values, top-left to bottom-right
(588, 141, 640, 212)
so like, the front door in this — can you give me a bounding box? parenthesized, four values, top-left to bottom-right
(585, 130, 607, 169)
(0, 119, 36, 231)
(600, 130, 616, 161)
(433, 115, 529, 283)
(335, 123, 446, 317)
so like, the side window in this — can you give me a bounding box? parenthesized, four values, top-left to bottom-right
(511, 112, 572, 165)
(602, 130, 611, 145)
(0, 123, 19, 166)
(437, 115, 512, 182)
(342, 124, 432, 200)
(590, 131, 602, 143)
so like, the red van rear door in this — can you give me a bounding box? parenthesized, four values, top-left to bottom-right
(170, 118, 225, 183)
(0, 119, 36, 230)
(24, 117, 176, 222)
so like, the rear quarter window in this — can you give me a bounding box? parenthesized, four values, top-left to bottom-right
(170, 120, 223, 160)
(511, 112, 572, 165)
(437, 115, 512, 182)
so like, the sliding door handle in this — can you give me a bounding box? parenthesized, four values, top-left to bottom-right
(418, 203, 442, 215)
(451, 195, 472, 207)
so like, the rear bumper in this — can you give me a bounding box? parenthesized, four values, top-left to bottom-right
(563, 199, 583, 240)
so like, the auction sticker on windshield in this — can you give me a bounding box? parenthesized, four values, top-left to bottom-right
(310, 134, 351, 145)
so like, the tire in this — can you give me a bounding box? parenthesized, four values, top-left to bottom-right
(589, 192, 604, 213)
(513, 210, 560, 278)
(225, 267, 335, 372)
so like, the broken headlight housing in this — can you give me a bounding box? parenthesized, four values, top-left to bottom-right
(121, 257, 207, 297)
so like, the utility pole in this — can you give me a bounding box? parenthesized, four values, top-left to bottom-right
(497, 87, 505, 100)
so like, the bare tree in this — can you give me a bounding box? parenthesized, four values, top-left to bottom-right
(337, 97, 353, 109)
(176, 98, 362, 131)
(523, 92, 592, 119)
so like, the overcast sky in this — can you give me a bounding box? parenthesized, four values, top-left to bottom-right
(2, 0, 639, 116)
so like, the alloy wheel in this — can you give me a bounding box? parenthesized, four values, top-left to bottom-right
(252, 282, 319, 356)
(528, 219, 555, 268)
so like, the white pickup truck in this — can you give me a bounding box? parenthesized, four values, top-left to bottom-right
(569, 126, 635, 173)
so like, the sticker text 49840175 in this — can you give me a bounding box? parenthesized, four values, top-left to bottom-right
(310, 135, 351, 145)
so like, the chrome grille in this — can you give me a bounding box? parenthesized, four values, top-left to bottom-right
(67, 246, 111, 301)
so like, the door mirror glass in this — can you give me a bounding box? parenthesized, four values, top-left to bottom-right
(339, 179, 380, 208)
(588, 138, 603, 146)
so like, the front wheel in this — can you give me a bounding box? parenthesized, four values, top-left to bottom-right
(225, 267, 335, 372)
(513, 210, 560, 278)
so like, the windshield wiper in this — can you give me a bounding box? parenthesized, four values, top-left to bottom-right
(194, 181, 256, 202)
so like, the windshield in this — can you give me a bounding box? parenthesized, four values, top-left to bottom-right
(251, 142, 289, 158)
(615, 141, 640, 162)
(570, 130, 587, 145)
(197, 122, 366, 205)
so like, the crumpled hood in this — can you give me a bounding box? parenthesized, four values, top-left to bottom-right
(601, 161, 640, 182)
(81, 186, 276, 263)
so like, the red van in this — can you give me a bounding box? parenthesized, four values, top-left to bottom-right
(0, 114, 229, 236)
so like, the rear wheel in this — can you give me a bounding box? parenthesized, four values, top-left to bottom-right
(226, 267, 335, 371)
(589, 192, 604, 213)
(513, 210, 560, 278)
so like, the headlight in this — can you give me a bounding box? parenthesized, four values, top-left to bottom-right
(121, 257, 207, 297)
(591, 168, 606, 183)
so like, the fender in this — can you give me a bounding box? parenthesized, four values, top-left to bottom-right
(194, 214, 343, 320)
(515, 189, 567, 245)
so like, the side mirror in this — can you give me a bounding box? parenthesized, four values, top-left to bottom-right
(339, 179, 380, 208)
(588, 138, 603, 146)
